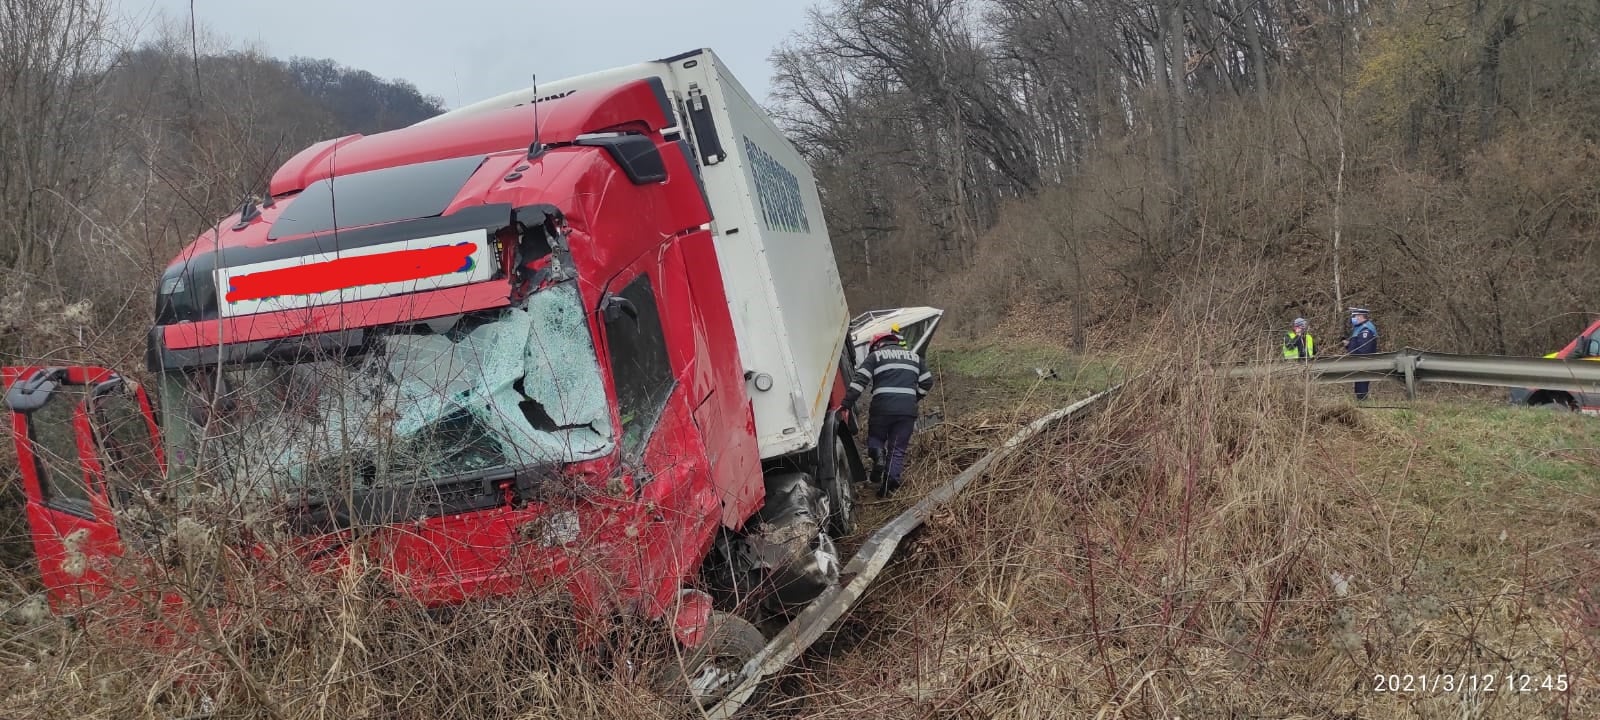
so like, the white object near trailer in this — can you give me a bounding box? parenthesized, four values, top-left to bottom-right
(424, 49, 850, 460)
(849, 307, 945, 365)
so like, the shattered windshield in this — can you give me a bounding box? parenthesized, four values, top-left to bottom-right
(158, 282, 613, 500)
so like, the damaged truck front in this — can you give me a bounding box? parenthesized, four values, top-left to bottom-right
(156, 282, 613, 518)
(2, 49, 862, 708)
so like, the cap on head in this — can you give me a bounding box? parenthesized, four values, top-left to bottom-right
(1348, 307, 1370, 317)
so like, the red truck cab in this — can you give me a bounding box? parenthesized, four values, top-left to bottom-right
(3, 50, 862, 706)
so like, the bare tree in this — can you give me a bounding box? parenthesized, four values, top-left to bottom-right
(0, 0, 117, 277)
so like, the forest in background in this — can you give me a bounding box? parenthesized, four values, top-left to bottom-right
(773, 0, 1600, 355)
(2, 0, 442, 369)
(5, 0, 1600, 363)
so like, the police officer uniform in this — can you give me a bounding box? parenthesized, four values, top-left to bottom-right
(1342, 307, 1378, 399)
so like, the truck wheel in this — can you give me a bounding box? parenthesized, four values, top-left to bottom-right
(824, 435, 859, 536)
(659, 610, 769, 713)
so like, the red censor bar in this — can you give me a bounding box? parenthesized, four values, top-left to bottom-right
(225, 243, 477, 303)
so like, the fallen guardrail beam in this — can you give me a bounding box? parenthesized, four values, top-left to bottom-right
(1224, 349, 1600, 398)
(705, 385, 1121, 719)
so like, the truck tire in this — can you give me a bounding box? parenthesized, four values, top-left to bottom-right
(658, 610, 769, 713)
(823, 435, 859, 536)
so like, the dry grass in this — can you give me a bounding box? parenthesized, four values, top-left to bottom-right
(3, 312, 1598, 719)
(0, 543, 694, 718)
(779, 323, 1599, 719)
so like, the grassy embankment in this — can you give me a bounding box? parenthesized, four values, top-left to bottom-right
(782, 338, 1599, 719)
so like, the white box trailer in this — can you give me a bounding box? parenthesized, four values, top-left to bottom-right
(422, 49, 850, 460)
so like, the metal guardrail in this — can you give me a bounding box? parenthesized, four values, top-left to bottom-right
(706, 386, 1120, 718)
(1224, 348, 1600, 399)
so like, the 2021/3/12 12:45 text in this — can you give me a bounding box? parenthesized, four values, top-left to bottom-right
(1372, 673, 1570, 693)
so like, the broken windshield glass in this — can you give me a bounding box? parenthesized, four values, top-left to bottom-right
(159, 282, 613, 501)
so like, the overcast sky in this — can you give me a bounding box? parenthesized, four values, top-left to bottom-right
(110, 0, 814, 110)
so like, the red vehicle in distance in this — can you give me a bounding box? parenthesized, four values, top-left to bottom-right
(1508, 315, 1600, 413)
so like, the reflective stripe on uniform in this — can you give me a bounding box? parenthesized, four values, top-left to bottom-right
(873, 387, 918, 396)
(875, 363, 920, 375)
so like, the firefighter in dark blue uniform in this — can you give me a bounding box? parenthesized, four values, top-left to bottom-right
(844, 330, 934, 497)
(1340, 307, 1378, 400)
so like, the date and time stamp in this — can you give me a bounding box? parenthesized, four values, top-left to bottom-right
(1372, 673, 1572, 694)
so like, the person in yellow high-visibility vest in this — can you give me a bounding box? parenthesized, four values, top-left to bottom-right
(1282, 317, 1314, 360)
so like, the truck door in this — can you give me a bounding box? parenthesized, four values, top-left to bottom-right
(597, 266, 722, 606)
(2, 366, 161, 610)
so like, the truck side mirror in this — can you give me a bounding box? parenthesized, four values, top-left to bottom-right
(601, 294, 638, 324)
(1575, 336, 1592, 359)
(4, 367, 68, 413)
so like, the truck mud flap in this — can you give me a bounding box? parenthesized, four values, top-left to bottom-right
(705, 386, 1121, 718)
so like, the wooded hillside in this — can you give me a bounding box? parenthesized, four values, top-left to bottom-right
(1, 0, 442, 366)
(4, 0, 1597, 363)
(774, 0, 1600, 354)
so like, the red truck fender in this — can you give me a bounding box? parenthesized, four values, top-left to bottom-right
(669, 588, 716, 648)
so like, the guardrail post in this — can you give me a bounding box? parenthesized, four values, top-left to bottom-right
(1399, 352, 1418, 401)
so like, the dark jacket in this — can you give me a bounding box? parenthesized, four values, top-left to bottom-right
(1347, 320, 1378, 354)
(845, 344, 933, 418)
